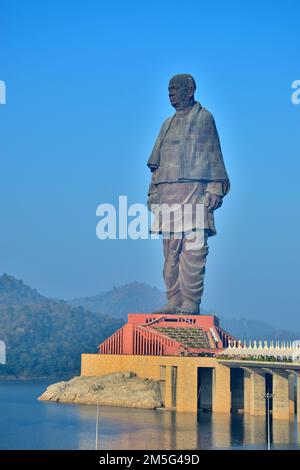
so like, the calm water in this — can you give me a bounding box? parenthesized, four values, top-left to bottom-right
(0, 379, 300, 450)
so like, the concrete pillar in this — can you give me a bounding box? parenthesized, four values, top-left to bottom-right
(177, 363, 198, 413)
(273, 372, 289, 420)
(272, 419, 291, 444)
(288, 373, 295, 416)
(164, 366, 173, 409)
(212, 364, 231, 413)
(243, 369, 251, 414)
(247, 369, 266, 416)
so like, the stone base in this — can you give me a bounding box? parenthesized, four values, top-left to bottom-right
(38, 372, 162, 409)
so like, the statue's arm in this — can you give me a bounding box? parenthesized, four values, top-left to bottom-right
(147, 117, 172, 171)
(200, 110, 230, 208)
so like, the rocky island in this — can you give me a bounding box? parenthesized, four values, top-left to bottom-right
(38, 372, 163, 409)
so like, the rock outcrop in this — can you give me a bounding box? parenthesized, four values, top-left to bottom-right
(38, 372, 163, 409)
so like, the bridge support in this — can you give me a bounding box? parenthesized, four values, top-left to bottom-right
(273, 372, 290, 420)
(288, 373, 295, 416)
(246, 369, 266, 416)
(243, 368, 251, 414)
(212, 364, 231, 413)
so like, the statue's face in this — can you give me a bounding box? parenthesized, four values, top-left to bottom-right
(168, 76, 195, 111)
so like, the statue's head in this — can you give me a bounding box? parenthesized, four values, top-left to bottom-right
(168, 74, 196, 111)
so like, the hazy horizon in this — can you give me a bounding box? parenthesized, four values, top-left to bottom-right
(0, 270, 298, 332)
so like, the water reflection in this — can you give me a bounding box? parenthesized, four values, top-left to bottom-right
(0, 381, 299, 450)
(78, 405, 300, 450)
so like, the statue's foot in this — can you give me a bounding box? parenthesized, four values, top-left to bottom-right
(176, 300, 200, 315)
(152, 293, 182, 314)
(152, 302, 181, 314)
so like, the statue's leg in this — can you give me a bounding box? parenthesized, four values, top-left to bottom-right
(176, 230, 209, 315)
(152, 235, 183, 314)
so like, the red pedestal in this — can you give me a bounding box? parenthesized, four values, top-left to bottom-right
(98, 313, 235, 357)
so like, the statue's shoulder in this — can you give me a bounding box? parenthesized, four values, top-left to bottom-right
(198, 106, 214, 122)
(157, 115, 173, 135)
(162, 115, 173, 127)
(195, 106, 218, 131)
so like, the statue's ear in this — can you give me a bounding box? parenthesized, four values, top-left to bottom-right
(188, 84, 196, 97)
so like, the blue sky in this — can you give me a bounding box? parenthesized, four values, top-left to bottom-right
(0, 0, 299, 329)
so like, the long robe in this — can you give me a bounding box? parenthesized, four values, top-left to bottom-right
(147, 101, 230, 192)
(147, 103, 229, 237)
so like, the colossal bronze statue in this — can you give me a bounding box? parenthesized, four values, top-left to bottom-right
(147, 74, 230, 315)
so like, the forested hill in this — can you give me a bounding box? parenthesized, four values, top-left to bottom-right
(69, 282, 167, 320)
(0, 274, 123, 378)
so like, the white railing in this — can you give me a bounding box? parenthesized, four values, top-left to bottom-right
(220, 339, 300, 362)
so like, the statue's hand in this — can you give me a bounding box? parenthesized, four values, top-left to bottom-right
(204, 192, 223, 211)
